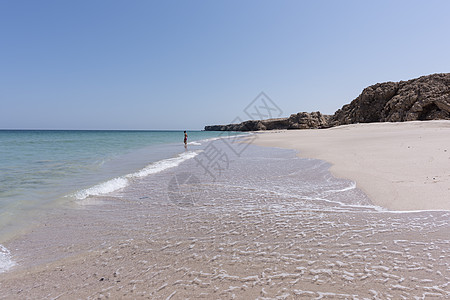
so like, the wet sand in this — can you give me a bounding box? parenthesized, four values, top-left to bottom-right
(252, 120, 450, 211)
(0, 135, 449, 299)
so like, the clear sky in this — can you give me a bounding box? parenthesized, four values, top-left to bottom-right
(1, 0, 449, 130)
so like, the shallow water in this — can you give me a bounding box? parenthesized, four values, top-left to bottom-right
(0, 130, 245, 271)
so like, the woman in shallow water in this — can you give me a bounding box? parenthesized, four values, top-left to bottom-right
(184, 131, 188, 147)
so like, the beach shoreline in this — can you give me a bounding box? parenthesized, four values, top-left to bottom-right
(0, 128, 449, 298)
(251, 120, 450, 211)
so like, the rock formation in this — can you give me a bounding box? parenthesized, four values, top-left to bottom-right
(204, 73, 450, 131)
(204, 112, 331, 131)
(287, 112, 331, 129)
(330, 73, 450, 126)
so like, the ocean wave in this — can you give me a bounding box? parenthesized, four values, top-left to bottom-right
(0, 245, 15, 273)
(73, 177, 129, 200)
(200, 132, 253, 144)
(126, 151, 199, 178)
(72, 151, 200, 200)
(187, 141, 201, 146)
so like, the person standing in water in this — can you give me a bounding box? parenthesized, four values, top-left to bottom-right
(184, 131, 188, 147)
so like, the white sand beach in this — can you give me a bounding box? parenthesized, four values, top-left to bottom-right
(1, 121, 449, 299)
(252, 120, 450, 211)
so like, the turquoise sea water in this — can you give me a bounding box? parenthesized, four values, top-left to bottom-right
(0, 130, 238, 245)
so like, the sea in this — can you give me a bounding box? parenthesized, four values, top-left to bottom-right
(0, 130, 245, 272)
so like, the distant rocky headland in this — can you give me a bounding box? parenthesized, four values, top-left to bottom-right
(204, 73, 450, 131)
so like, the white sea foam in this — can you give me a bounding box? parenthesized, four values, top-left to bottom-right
(200, 132, 253, 143)
(73, 177, 129, 200)
(73, 151, 200, 200)
(126, 151, 199, 178)
(187, 141, 201, 146)
(323, 182, 357, 194)
(0, 244, 15, 273)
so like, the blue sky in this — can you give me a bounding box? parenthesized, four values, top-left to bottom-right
(1, 0, 449, 130)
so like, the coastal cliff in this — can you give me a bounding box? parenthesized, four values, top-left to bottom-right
(205, 73, 450, 131)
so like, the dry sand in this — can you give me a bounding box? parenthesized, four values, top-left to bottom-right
(252, 120, 450, 211)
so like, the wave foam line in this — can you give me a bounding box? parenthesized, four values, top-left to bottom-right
(200, 132, 253, 144)
(322, 182, 357, 194)
(0, 245, 15, 273)
(73, 151, 200, 200)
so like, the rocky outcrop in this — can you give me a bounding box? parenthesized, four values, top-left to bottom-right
(287, 112, 331, 129)
(205, 73, 450, 131)
(204, 112, 331, 131)
(330, 73, 450, 126)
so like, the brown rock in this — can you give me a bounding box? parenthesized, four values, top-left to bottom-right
(204, 112, 331, 131)
(330, 73, 450, 126)
(287, 112, 331, 129)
